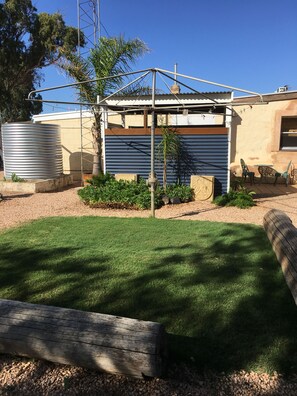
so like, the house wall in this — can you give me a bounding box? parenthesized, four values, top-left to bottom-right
(34, 112, 122, 180)
(34, 110, 228, 182)
(32, 92, 231, 188)
(105, 128, 229, 195)
(231, 99, 297, 176)
(35, 115, 93, 180)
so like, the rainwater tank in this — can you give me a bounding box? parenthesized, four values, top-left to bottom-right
(1, 123, 63, 179)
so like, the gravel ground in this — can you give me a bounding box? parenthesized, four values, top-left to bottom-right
(1, 356, 297, 396)
(1, 183, 297, 231)
(1, 184, 297, 395)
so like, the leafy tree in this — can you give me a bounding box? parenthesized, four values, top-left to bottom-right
(58, 35, 149, 175)
(0, 0, 83, 123)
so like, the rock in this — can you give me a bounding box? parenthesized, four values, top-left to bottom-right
(162, 195, 170, 205)
(170, 197, 181, 204)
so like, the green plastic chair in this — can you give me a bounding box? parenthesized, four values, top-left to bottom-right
(274, 161, 292, 186)
(240, 159, 255, 184)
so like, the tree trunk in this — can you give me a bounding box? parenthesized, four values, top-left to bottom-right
(0, 299, 167, 378)
(91, 111, 103, 176)
(163, 156, 167, 190)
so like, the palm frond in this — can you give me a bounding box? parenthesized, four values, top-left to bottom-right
(57, 50, 96, 104)
(90, 36, 149, 96)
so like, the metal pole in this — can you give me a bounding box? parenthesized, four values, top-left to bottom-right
(174, 63, 177, 83)
(77, 0, 81, 50)
(93, 1, 96, 45)
(77, 0, 84, 184)
(97, 0, 101, 39)
(149, 70, 157, 218)
(155, 68, 263, 101)
(79, 106, 84, 185)
(225, 93, 234, 193)
(28, 69, 152, 99)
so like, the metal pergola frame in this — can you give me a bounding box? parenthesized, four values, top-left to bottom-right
(28, 67, 263, 217)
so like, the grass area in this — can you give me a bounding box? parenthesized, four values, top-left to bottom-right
(1, 216, 297, 374)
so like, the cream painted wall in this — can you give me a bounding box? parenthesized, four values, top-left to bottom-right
(37, 112, 122, 180)
(123, 113, 225, 127)
(38, 116, 93, 180)
(231, 99, 297, 176)
(124, 114, 151, 127)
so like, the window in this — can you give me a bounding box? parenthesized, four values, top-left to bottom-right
(280, 117, 297, 150)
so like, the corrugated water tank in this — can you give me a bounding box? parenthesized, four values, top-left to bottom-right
(1, 123, 63, 179)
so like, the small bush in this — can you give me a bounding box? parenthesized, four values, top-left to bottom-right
(86, 172, 114, 187)
(213, 188, 255, 209)
(163, 184, 194, 203)
(78, 177, 163, 210)
(78, 174, 194, 210)
(9, 173, 25, 182)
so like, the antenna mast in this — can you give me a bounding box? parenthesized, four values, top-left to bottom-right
(77, 0, 101, 183)
(77, 0, 100, 56)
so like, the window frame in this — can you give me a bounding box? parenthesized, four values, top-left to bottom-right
(280, 116, 297, 151)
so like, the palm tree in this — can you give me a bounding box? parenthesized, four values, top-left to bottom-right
(157, 126, 181, 190)
(58, 36, 149, 175)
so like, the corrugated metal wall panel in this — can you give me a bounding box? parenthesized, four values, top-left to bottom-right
(105, 134, 228, 195)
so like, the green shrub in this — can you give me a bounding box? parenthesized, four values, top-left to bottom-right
(78, 175, 194, 210)
(213, 188, 255, 209)
(10, 173, 25, 182)
(163, 184, 194, 203)
(78, 177, 163, 210)
(86, 172, 114, 186)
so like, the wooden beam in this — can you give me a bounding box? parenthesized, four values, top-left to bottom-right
(105, 127, 228, 136)
(263, 209, 297, 304)
(143, 109, 148, 129)
(0, 299, 167, 378)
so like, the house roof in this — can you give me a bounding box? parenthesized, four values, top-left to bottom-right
(106, 91, 233, 107)
(33, 92, 233, 121)
(232, 90, 297, 104)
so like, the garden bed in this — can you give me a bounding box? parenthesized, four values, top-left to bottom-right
(0, 174, 73, 193)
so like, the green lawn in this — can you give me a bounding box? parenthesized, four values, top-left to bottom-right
(1, 216, 297, 374)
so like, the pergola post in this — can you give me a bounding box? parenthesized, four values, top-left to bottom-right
(149, 70, 157, 218)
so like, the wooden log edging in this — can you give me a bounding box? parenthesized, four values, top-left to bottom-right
(263, 209, 297, 304)
(0, 299, 167, 378)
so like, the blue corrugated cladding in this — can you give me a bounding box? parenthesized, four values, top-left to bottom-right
(105, 133, 228, 195)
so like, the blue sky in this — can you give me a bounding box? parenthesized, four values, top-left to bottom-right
(33, 0, 297, 113)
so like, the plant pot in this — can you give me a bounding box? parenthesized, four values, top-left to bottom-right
(170, 197, 181, 204)
(82, 173, 93, 186)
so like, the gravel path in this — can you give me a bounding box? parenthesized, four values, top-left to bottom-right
(1, 184, 297, 394)
(1, 184, 297, 230)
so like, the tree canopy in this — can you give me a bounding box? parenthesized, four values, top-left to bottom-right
(59, 35, 149, 175)
(60, 36, 149, 104)
(0, 0, 83, 123)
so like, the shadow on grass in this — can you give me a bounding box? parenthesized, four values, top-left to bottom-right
(0, 244, 111, 309)
(0, 218, 297, 378)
